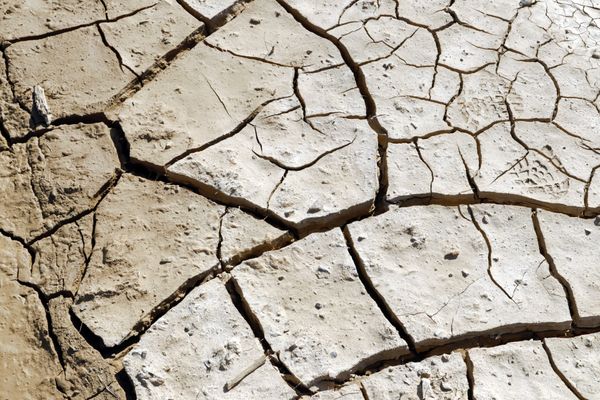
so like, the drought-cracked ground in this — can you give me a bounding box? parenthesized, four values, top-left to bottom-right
(1, 0, 600, 399)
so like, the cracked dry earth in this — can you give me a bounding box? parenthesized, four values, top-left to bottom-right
(3, 1, 600, 400)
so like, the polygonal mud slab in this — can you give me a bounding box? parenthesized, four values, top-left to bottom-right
(362, 353, 469, 400)
(545, 332, 600, 400)
(513, 121, 600, 182)
(0, 0, 104, 42)
(123, 278, 295, 399)
(220, 207, 292, 266)
(49, 296, 125, 400)
(267, 129, 378, 230)
(536, 210, 600, 328)
(297, 66, 365, 117)
(249, 98, 359, 170)
(0, 123, 119, 241)
(6, 26, 135, 121)
(469, 340, 578, 399)
(73, 174, 224, 347)
(0, 234, 64, 399)
(346, 205, 570, 350)
(232, 229, 408, 388)
(100, 1, 202, 75)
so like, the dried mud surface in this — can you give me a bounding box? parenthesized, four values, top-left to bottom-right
(1, 0, 600, 399)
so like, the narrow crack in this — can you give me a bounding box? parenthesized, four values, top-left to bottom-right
(342, 226, 418, 354)
(204, 40, 303, 68)
(359, 381, 370, 400)
(584, 164, 600, 214)
(373, 136, 390, 214)
(164, 94, 292, 168)
(1, 49, 31, 115)
(74, 212, 98, 298)
(96, 24, 140, 79)
(266, 170, 288, 211)
(531, 210, 578, 327)
(542, 340, 586, 400)
(0, 116, 12, 145)
(466, 205, 517, 302)
(225, 277, 312, 397)
(98, 0, 109, 20)
(202, 72, 231, 117)
(175, 0, 216, 33)
(15, 279, 68, 376)
(253, 137, 356, 171)
(414, 140, 435, 199)
(114, 368, 136, 400)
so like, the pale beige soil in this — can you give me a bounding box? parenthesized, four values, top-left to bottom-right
(1, 0, 600, 399)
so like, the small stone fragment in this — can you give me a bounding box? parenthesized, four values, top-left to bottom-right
(31, 85, 53, 126)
